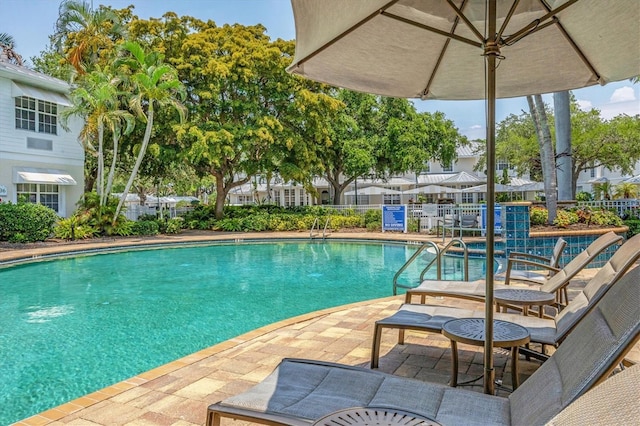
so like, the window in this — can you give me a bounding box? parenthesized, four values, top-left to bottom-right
(442, 162, 453, 172)
(590, 167, 596, 178)
(497, 159, 510, 171)
(237, 195, 253, 205)
(17, 183, 59, 212)
(422, 163, 431, 173)
(15, 96, 57, 135)
(460, 185, 474, 203)
(383, 194, 401, 205)
(284, 189, 294, 206)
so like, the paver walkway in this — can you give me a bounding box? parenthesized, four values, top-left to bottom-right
(3, 231, 637, 426)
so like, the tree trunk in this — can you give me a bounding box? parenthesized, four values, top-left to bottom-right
(104, 129, 119, 200)
(84, 161, 97, 193)
(113, 105, 154, 223)
(553, 91, 573, 200)
(97, 121, 104, 204)
(214, 181, 227, 220)
(527, 95, 558, 224)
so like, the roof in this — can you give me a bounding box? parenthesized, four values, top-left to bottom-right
(0, 60, 70, 93)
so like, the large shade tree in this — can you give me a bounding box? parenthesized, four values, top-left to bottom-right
(166, 21, 338, 219)
(492, 96, 640, 199)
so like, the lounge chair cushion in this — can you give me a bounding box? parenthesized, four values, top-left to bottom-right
(217, 358, 511, 425)
(383, 304, 558, 345)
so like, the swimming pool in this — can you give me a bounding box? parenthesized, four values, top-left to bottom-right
(0, 240, 489, 424)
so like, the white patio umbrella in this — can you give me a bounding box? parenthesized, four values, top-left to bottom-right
(287, 0, 640, 394)
(462, 183, 515, 192)
(623, 175, 640, 185)
(403, 184, 462, 195)
(344, 185, 402, 195)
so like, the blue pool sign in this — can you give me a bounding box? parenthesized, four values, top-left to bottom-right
(382, 205, 407, 233)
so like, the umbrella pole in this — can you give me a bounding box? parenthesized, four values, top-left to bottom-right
(484, 0, 498, 396)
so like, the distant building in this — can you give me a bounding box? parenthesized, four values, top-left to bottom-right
(0, 56, 84, 217)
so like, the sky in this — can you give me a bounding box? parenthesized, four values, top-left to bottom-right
(2, 0, 638, 140)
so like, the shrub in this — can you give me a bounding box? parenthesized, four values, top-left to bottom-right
(0, 203, 59, 242)
(54, 216, 97, 240)
(530, 207, 548, 225)
(132, 220, 159, 236)
(623, 219, 640, 238)
(590, 209, 623, 227)
(367, 221, 382, 231)
(165, 217, 184, 234)
(575, 191, 593, 201)
(553, 210, 579, 228)
(365, 209, 382, 226)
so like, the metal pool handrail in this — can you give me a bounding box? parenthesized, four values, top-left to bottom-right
(425, 238, 469, 282)
(393, 241, 441, 295)
(393, 238, 471, 295)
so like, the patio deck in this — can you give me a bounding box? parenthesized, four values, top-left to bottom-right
(3, 231, 638, 426)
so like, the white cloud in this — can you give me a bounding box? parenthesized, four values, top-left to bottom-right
(610, 86, 637, 103)
(470, 124, 483, 130)
(576, 99, 593, 111)
(599, 100, 640, 120)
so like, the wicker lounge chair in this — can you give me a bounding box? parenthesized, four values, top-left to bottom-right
(205, 263, 640, 426)
(371, 233, 640, 368)
(406, 231, 622, 307)
(495, 237, 567, 285)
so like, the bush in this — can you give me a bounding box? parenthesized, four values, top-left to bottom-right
(131, 220, 159, 236)
(553, 210, 580, 228)
(54, 216, 97, 240)
(590, 209, 623, 227)
(623, 219, 640, 238)
(575, 191, 593, 201)
(530, 207, 548, 225)
(0, 203, 59, 242)
(165, 217, 184, 234)
(365, 209, 382, 226)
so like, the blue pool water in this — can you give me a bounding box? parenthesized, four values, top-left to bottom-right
(0, 241, 488, 424)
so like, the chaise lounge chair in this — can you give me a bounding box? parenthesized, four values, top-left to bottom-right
(495, 237, 567, 285)
(205, 262, 640, 425)
(371, 232, 640, 368)
(406, 231, 622, 307)
(544, 364, 639, 425)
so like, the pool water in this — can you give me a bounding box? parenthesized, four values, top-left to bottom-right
(0, 241, 488, 424)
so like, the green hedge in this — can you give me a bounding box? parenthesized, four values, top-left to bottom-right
(0, 203, 59, 242)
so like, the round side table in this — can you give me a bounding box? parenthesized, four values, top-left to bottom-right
(494, 288, 556, 317)
(441, 318, 530, 390)
(313, 406, 441, 426)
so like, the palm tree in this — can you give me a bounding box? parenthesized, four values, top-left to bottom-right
(0, 32, 23, 65)
(113, 41, 186, 223)
(62, 66, 134, 206)
(53, 0, 124, 73)
(613, 182, 638, 200)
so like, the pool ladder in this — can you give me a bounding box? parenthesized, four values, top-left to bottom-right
(310, 217, 331, 240)
(393, 238, 470, 295)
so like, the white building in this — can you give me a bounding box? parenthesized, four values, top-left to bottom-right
(0, 57, 84, 217)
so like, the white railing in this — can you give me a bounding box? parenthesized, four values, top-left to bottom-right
(577, 199, 638, 217)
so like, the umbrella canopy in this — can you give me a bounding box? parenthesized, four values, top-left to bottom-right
(344, 185, 402, 195)
(462, 183, 515, 193)
(404, 184, 462, 194)
(623, 175, 640, 184)
(288, 0, 640, 394)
